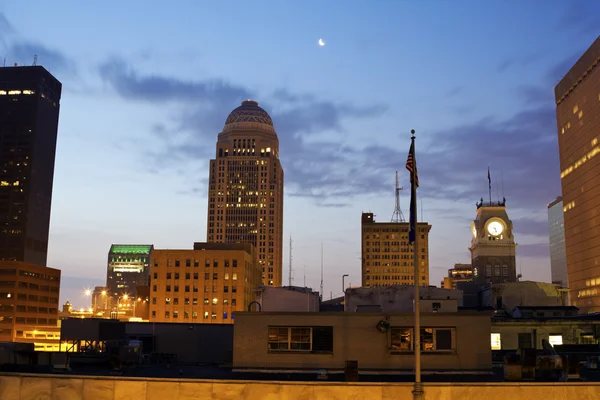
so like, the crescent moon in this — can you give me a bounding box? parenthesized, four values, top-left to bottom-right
(318, 38, 325, 47)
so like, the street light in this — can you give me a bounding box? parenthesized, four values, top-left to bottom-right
(342, 274, 349, 293)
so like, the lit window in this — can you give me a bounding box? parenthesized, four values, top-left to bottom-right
(212, 297, 218, 305)
(22, 90, 34, 95)
(578, 110, 583, 119)
(8, 90, 20, 95)
(0, 90, 6, 95)
(232, 273, 237, 281)
(573, 104, 579, 114)
(548, 335, 563, 346)
(491, 333, 501, 350)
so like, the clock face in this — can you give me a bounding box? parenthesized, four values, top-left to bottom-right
(487, 221, 504, 236)
(471, 224, 477, 238)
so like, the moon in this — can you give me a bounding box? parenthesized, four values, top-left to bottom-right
(318, 38, 325, 47)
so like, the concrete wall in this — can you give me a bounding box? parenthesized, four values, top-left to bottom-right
(2, 374, 600, 400)
(255, 286, 320, 312)
(345, 286, 461, 313)
(233, 312, 491, 371)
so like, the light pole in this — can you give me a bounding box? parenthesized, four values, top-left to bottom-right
(342, 274, 349, 293)
(84, 289, 93, 311)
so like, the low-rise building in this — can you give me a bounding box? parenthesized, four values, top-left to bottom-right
(345, 285, 461, 312)
(481, 281, 569, 312)
(149, 242, 261, 324)
(0, 261, 61, 351)
(233, 311, 492, 373)
(253, 286, 320, 312)
(441, 264, 473, 289)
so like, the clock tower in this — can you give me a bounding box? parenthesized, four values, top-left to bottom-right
(469, 198, 517, 286)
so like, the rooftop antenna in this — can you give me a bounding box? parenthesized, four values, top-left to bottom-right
(320, 243, 324, 301)
(391, 171, 405, 222)
(288, 236, 293, 287)
(33, 55, 38, 66)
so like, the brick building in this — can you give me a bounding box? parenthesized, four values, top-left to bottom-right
(149, 242, 261, 324)
(0, 261, 61, 351)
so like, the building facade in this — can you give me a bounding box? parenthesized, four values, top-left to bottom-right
(360, 212, 431, 287)
(106, 244, 153, 300)
(0, 261, 61, 351)
(469, 198, 517, 286)
(253, 286, 320, 312)
(233, 311, 492, 373)
(206, 100, 284, 287)
(547, 197, 567, 287)
(149, 242, 261, 324)
(0, 66, 62, 266)
(345, 285, 461, 313)
(555, 36, 600, 313)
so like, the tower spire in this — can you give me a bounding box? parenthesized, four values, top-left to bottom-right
(391, 171, 405, 222)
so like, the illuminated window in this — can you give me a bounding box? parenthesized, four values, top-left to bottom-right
(22, 90, 34, 95)
(0, 90, 6, 95)
(573, 104, 579, 114)
(8, 90, 20, 95)
(578, 110, 583, 119)
(212, 297, 218, 305)
(548, 335, 563, 346)
(491, 333, 501, 350)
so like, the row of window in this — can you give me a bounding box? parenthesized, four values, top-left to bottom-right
(155, 259, 239, 268)
(153, 310, 231, 320)
(155, 272, 238, 281)
(152, 284, 238, 293)
(156, 297, 237, 306)
(266, 326, 455, 353)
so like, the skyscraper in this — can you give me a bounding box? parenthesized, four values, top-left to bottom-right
(0, 66, 61, 266)
(547, 197, 567, 288)
(555, 36, 600, 313)
(207, 100, 284, 286)
(106, 244, 153, 300)
(360, 212, 431, 287)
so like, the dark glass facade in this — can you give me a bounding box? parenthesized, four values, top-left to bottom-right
(0, 66, 61, 266)
(106, 244, 153, 299)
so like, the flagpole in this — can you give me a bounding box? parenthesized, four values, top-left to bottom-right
(488, 166, 492, 204)
(409, 129, 423, 400)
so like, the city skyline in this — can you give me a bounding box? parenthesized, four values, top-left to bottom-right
(0, 2, 598, 307)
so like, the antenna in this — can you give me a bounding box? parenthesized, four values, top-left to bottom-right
(33, 55, 38, 66)
(320, 243, 324, 300)
(391, 171, 405, 222)
(304, 265, 306, 287)
(288, 236, 293, 287)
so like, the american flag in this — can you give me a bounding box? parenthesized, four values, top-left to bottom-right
(406, 140, 419, 188)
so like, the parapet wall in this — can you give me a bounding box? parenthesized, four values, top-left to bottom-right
(1, 373, 600, 400)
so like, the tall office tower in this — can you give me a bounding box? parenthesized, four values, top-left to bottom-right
(206, 100, 284, 286)
(469, 198, 517, 286)
(106, 244, 153, 300)
(555, 36, 600, 313)
(547, 197, 567, 288)
(360, 212, 431, 288)
(0, 66, 61, 266)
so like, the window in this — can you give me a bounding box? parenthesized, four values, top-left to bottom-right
(203, 311, 209, 319)
(223, 312, 228, 319)
(204, 298, 209, 305)
(233, 260, 238, 268)
(390, 327, 455, 352)
(267, 326, 333, 353)
(232, 273, 237, 281)
(186, 259, 191, 267)
(549, 335, 563, 346)
(491, 333, 501, 350)
(268, 327, 311, 351)
(212, 297, 218, 305)
(175, 260, 180, 267)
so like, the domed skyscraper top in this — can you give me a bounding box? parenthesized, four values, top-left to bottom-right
(224, 100, 274, 127)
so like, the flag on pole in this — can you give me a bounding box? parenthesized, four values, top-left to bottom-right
(488, 166, 491, 190)
(406, 137, 418, 244)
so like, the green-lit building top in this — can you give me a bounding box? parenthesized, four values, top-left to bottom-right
(109, 244, 153, 255)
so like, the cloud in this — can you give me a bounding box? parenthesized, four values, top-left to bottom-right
(0, 13, 75, 76)
(518, 243, 550, 259)
(512, 217, 550, 237)
(98, 58, 388, 206)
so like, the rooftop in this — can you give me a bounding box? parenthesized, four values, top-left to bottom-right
(224, 100, 273, 127)
(109, 245, 153, 254)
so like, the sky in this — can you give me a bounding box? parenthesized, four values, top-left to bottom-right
(1, 1, 599, 308)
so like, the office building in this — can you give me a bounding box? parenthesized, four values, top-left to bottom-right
(555, 36, 600, 313)
(206, 100, 284, 286)
(0, 261, 61, 351)
(149, 242, 261, 324)
(469, 198, 517, 286)
(441, 263, 474, 289)
(0, 66, 62, 266)
(547, 197, 567, 287)
(106, 244, 153, 300)
(360, 212, 431, 287)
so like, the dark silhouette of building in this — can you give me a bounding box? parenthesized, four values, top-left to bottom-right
(0, 66, 62, 266)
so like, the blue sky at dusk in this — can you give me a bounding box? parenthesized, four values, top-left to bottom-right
(1, 1, 599, 308)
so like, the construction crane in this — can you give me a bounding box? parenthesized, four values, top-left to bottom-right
(391, 171, 405, 222)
